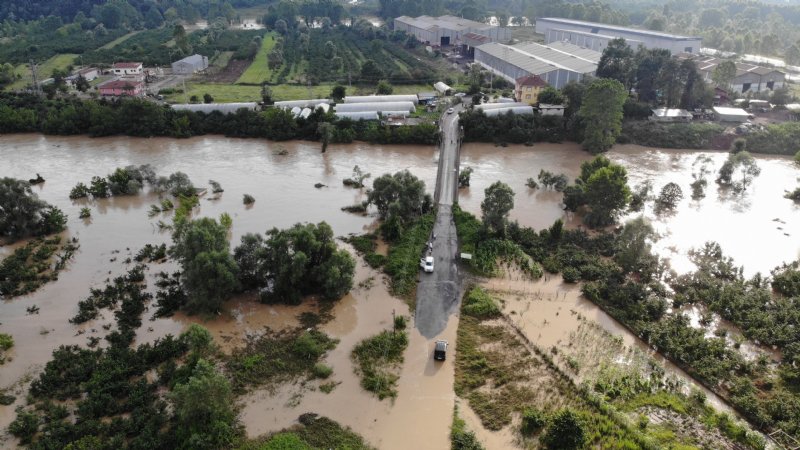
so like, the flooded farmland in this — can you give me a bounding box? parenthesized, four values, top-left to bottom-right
(1, 135, 799, 448)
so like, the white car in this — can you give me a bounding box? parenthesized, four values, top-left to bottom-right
(420, 256, 434, 273)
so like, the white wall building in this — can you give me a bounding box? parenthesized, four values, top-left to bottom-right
(536, 17, 701, 54)
(171, 54, 209, 75)
(394, 15, 511, 46)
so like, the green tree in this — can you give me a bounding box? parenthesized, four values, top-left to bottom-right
(712, 60, 737, 91)
(615, 217, 659, 280)
(0, 178, 67, 240)
(171, 359, 240, 449)
(376, 80, 393, 95)
(261, 84, 274, 105)
(360, 59, 384, 82)
(458, 167, 474, 187)
(481, 181, 515, 236)
(537, 86, 564, 104)
(656, 182, 683, 210)
(233, 222, 355, 304)
(331, 84, 346, 102)
(596, 38, 634, 87)
(171, 218, 238, 313)
(564, 156, 631, 227)
(579, 78, 627, 153)
(367, 171, 432, 239)
(716, 151, 761, 192)
(74, 75, 90, 93)
(543, 409, 586, 449)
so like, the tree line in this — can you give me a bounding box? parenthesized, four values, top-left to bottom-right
(0, 93, 438, 145)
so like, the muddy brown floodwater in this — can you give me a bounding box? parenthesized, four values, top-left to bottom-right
(1, 136, 799, 448)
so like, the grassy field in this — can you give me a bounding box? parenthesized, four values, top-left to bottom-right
(7, 54, 78, 90)
(163, 82, 442, 103)
(211, 51, 234, 69)
(236, 33, 278, 84)
(99, 31, 142, 50)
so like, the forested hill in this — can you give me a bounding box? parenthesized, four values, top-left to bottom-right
(0, 0, 260, 23)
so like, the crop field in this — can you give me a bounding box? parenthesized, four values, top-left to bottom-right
(236, 33, 278, 84)
(98, 31, 143, 50)
(6, 53, 77, 91)
(163, 82, 441, 103)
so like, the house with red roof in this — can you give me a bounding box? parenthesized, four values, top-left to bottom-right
(111, 62, 143, 78)
(98, 79, 144, 97)
(515, 74, 548, 105)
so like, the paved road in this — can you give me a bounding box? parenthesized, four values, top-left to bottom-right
(415, 106, 463, 338)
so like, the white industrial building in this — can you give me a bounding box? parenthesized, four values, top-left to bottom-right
(475, 103, 535, 116)
(394, 15, 511, 46)
(676, 54, 786, 94)
(274, 99, 331, 109)
(650, 108, 693, 122)
(713, 106, 752, 122)
(536, 17, 701, 54)
(344, 95, 419, 104)
(171, 103, 258, 114)
(335, 102, 416, 113)
(171, 54, 209, 75)
(474, 41, 600, 89)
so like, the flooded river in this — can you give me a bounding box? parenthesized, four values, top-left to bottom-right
(1, 135, 798, 447)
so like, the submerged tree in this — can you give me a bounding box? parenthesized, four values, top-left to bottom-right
(563, 156, 631, 228)
(481, 181, 515, 237)
(717, 151, 761, 193)
(0, 178, 67, 241)
(656, 182, 684, 210)
(367, 170, 432, 240)
(458, 167, 473, 188)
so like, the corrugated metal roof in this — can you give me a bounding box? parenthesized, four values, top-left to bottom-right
(482, 106, 534, 116)
(713, 107, 750, 116)
(475, 102, 529, 110)
(540, 41, 602, 62)
(477, 42, 597, 75)
(274, 99, 331, 108)
(395, 15, 495, 32)
(174, 54, 206, 66)
(537, 17, 700, 40)
(512, 42, 599, 72)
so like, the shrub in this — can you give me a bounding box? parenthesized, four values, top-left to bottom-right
(312, 363, 333, 379)
(521, 407, 547, 436)
(8, 409, 39, 444)
(462, 287, 500, 318)
(243, 194, 255, 205)
(79, 207, 91, 218)
(393, 315, 407, 330)
(562, 266, 581, 283)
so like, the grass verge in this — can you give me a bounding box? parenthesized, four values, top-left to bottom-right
(236, 33, 278, 84)
(383, 213, 434, 302)
(351, 329, 408, 400)
(8, 54, 78, 90)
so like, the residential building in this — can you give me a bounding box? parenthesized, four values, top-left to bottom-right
(650, 108, 693, 122)
(474, 41, 600, 89)
(676, 54, 786, 94)
(98, 79, 144, 97)
(76, 67, 99, 81)
(515, 74, 548, 104)
(394, 15, 511, 46)
(171, 54, 209, 75)
(536, 17, 701, 54)
(111, 62, 143, 77)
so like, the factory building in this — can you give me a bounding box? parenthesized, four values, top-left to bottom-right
(542, 28, 643, 53)
(171, 54, 209, 75)
(536, 17, 701, 54)
(675, 54, 786, 94)
(474, 41, 600, 89)
(394, 15, 511, 46)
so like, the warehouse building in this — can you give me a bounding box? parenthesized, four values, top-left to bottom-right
(171, 54, 209, 75)
(335, 102, 416, 113)
(713, 106, 752, 122)
(344, 94, 419, 104)
(474, 41, 600, 89)
(542, 28, 643, 53)
(536, 17, 701, 54)
(394, 15, 511, 46)
(675, 54, 786, 94)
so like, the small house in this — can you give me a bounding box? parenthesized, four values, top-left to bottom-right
(417, 92, 437, 105)
(650, 108, 693, 123)
(713, 106, 752, 123)
(111, 62, 143, 77)
(515, 75, 547, 105)
(171, 54, 209, 75)
(98, 79, 144, 97)
(539, 104, 565, 117)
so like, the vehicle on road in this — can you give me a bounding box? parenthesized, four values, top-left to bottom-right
(420, 255, 434, 273)
(434, 340, 448, 360)
(446, 107, 454, 114)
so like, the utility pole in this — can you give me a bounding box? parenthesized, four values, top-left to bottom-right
(29, 59, 41, 96)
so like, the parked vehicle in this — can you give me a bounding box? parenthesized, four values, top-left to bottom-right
(420, 256, 434, 273)
(434, 340, 448, 360)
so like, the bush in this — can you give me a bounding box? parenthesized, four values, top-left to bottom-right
(351, 330, 408, 400)
(462, 287, 501, 318)
(312, 363, 333, 379)
(521, 407, 547, 436)
(243, 193, 255, 205)
(8, 409, 39, 444)
(561, 266, 581, 283)
(620, 121, 725, 149)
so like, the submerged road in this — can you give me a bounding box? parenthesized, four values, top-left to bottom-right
(415, 105, 463, 338)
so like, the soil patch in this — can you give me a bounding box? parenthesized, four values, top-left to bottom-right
(207, 59, 251, 83)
